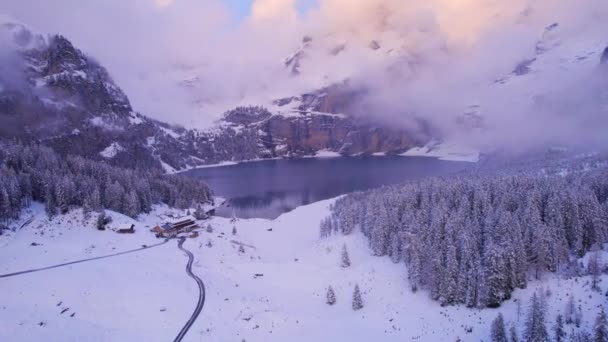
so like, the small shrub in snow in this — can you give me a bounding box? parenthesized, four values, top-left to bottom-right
(232, 227, 237, 235)
(206, 224, 213, 233)
(238, 245, 245, 253)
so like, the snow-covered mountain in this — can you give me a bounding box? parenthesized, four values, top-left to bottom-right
(158, 9, 608, 158)
(0, 21, 196, 171)
(0, 20, 438, 171)
(2, 10, 607, 171)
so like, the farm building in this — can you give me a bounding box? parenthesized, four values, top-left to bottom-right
(117, 224, 135, 234)
(151, 217, 198, 238)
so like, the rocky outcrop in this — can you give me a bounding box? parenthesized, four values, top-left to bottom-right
(206, 103, 428, 161)
(257, 113, 424, 157)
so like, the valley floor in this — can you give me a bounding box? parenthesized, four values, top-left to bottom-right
(0, 201, 605, 341)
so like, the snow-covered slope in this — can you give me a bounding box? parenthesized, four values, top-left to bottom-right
(1, 200, 605, 341)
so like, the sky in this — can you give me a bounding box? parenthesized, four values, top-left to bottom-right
(2, 0, 608, 151)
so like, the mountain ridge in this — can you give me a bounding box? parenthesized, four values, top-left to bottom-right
(0, 23, 433, 172)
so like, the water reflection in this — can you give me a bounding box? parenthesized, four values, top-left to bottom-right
(184, 156, 469, 219)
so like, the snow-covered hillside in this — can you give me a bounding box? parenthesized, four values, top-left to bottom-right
(1, 200, 605, 341)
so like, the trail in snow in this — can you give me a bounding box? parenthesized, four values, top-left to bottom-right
(173, 237, 206, 342)
(0, 239, 169, 279)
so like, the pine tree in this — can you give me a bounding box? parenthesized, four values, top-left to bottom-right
(510, 324, 520, 342)
(352, 284, 363, 311)
(326, 286, 336, 305)
(588, 250, 602, 292)
(206, 224, 213, 233)
(524, 292, 548, 342)
(484, 243, 507, 307)
(571, 330, 593, 342)
(123, 191, 140, 218)
(96, 211, 107, 230)
(44, 186, 57, 218)
(595, 310, 608, 342)
(554, 314, 566, 342)
(491, 313, 508, 342)
(341, 244, 351, 268)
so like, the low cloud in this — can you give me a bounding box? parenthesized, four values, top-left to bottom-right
(2, 0, 608, 150)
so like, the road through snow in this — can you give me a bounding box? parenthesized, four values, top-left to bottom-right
(173, 237, 206, 342)
(0, 239, 169, 279)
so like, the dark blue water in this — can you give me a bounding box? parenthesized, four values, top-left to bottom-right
(184, 156, 470, 219)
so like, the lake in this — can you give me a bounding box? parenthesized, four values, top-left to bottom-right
(184, 156, 470, 219)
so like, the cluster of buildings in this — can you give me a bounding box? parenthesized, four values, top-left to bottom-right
(151, 216, 199, 238)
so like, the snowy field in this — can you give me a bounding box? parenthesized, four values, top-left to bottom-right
(0, 200, 605, 341)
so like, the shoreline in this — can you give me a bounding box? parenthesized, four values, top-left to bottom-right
(171, 151, 479, 174)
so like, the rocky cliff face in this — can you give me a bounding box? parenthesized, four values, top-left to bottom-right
(219, 106, 427, 158)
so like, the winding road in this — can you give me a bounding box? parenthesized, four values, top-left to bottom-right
(1, 236, 207, 342)
(0, 239, 169, 279)
(173, 237, 206, 342)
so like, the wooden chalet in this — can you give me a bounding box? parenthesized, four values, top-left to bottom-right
(117, 224, 135, 234)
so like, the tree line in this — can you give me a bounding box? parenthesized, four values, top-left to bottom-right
(0, 141, 212, 224)
(321, 158, 608, 308)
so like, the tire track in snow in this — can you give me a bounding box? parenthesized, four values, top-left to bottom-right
(0, 239, 169, 279)
(173, 237, 206, 342)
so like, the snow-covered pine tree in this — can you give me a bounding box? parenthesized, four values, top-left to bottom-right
(326, 286, 336, 305)
(0, 184, 11, 223)
(341, 244, 351, 268)
(206, 224, 213, 233)
(595, 310, 608, 342)
(490, 313, 508, 342)
(510, 324, 519, 342)
(44, 186, 57, 217)
(588, 250, 602, 292)
(320, 218, 331, 238)
(554, 314, 566, 342)
(524, 292, 548, 342)
(484, 243, 508, 308)
(123, 191, 140, 218)
(96, 211, 107, 230)
(352, 284, 363, 311)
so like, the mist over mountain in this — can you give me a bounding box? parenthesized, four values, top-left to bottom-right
(2, 0, 608, 155)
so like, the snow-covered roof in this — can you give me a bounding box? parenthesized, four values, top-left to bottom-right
(168, 216, 196, 224)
